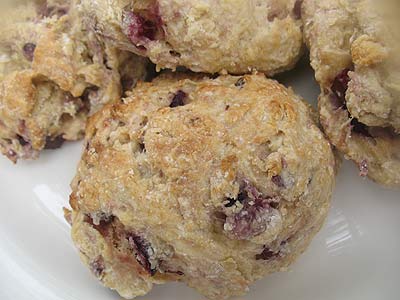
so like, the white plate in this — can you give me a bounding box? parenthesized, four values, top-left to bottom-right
(1, 61, 399, 300)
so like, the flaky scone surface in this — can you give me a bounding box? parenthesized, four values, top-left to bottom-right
(303, 0, 400, 187)
(76, 0, 303, 75)
(0, 0, 148, 162)
(69, 74, 335, 299)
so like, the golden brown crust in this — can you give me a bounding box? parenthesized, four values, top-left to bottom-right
(0, 1, 149, 162)
(69, 74, 335, 299)
(76, 0, 304, 75)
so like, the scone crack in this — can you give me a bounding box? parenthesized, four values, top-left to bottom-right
(127, 234, 157, 276)
(330, 68, 398, 139)
(84, 213, 161, 277)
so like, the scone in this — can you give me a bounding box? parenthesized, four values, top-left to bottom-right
(0, 0, 148, 162)
(303, 0, 400, 188)
(68, 74, 336, 299)
(76, 0, 304, 75)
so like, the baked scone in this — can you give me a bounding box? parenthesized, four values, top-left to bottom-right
(75, 0, 304, 75)
(303, 0, 400, 188)
(0, 0, 148, 162)
(68, 74, 335, 299)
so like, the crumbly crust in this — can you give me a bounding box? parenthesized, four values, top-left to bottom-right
(69, 74, 335, 299)
(303, 0, 400, 187)
(0, 1, 148, 162)
(76, 0, 304, 75)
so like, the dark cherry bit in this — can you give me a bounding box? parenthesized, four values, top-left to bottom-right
(331, 69, 373, 137)
(224, 190, 246, 208)
(169, 50, 181, 57)
(22, 43, 36, 62)
(255, 247, 280, 261)
(223, 179, 281, 240)
(271, 175, 285, 188)
(330, 68, 351, 109)
(234, 77, 246, 89)
(124, 11, 161, 45)
(138, 142, 146, 152)
(127, 234, 157, 276)
(170, 90, 187, 108)
(16, 134, 29, 146)
(90, 256, 105, 278)
(293, 0, 303, 20)
(44, 135, 65, 150)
